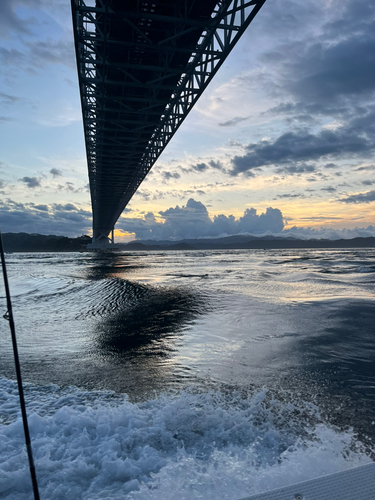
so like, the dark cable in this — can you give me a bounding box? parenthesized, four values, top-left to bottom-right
(0, 231, 41, 500)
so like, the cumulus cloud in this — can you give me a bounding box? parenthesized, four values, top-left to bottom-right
(118, 198, 285, 240)
(20, 176, 41, 188)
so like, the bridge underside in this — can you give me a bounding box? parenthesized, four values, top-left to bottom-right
(71, 0, 266, 245)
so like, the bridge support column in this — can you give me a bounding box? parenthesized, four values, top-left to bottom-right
(87, 229, 118, 250)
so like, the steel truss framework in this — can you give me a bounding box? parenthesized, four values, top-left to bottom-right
(71, 0, 266, 243)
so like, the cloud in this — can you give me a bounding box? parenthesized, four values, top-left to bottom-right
(34, 204, 48, 211)
(50, 168, 62, 177)
(179, 160, 226, 175)
(0, 46, 28, 69)
(281, 225, 375, 240)
(338, 190, 375, 204)
(54, 203, 79, 211)
(118, 199, 285, 240)
(0, 116, 12, 124)
(0, 198, 92, 236)
(289, 34, 375, 105)
(249, 0, 375, 186)
(219, 116, 249, 127)
(276, 193, 306, 199)
(57, 182, 82, 193)
(24, 39, 76, 69)
(209, 160, 224, 170)
(20, 176, 41, 188)
(276, 163, 315, 175)
(0, 91, 22, 104)
(230, 125, 373, 175)
(258, 0, 375, 118)
(162, 171, 180, 182)
(0, 2, 75, 71)
(0, 0, 37, 37)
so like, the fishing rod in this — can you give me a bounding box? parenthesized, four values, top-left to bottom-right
(0, 231, 41, 500)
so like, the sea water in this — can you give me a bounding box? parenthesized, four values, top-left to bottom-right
(0, 249, 374, 499)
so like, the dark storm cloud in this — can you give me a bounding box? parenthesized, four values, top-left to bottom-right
(338, 190, 375, 204)
(20, 176, 41, 188)
(0, 197, 91, 236)
(118, 199, 284, 240)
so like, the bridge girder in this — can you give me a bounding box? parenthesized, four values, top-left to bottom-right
(71, 0, 266, 244)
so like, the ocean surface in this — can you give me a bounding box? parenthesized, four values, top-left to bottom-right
(0, 248, 374, 499)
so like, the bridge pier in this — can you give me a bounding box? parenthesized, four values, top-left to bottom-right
(87, 229, 118, 250)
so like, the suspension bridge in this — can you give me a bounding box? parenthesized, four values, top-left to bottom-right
(71, 0, 266, 248)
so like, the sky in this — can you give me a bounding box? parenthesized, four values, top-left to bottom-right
(0, 0, 374, 241)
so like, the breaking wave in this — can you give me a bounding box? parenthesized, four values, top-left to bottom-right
(0, 378, 372, 500)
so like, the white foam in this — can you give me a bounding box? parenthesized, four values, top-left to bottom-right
(0, 378, 372, 500)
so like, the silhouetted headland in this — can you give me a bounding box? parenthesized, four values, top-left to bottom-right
(2, 232, 375, 252)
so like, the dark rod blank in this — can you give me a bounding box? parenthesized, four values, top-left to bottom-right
(0, 231, 41, 500)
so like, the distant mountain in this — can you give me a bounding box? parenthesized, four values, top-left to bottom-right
(122, 235, 375, 250)
(1, 232, 374, 252)
(1, 233, 92, 252)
